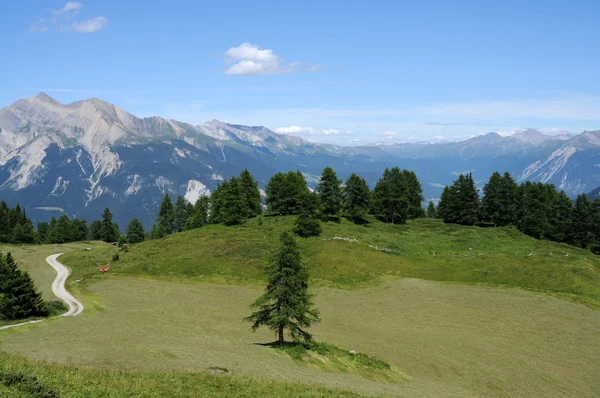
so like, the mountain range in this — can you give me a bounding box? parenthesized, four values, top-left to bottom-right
(1, 93, 599, 227)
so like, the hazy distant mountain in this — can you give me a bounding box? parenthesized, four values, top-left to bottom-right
(0, 93, 598, 227)
(587, 187, 600, 200)
(0, 93, 389, 227)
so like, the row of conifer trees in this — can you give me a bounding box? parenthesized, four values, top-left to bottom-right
(436, 172, 600, 252)
(151, 167, 425, 239)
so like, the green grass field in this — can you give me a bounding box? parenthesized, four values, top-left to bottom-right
(1, 218, 599, 397)
(61, 217, 600, 307)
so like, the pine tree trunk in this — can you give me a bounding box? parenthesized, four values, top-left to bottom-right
(278, 326, 284, 344)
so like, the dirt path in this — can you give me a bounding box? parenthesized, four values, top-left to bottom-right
(0, 253, 83, 330)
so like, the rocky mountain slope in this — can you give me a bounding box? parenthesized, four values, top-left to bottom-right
(0, 93, 598, 227)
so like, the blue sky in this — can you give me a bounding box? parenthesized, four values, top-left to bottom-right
(1, 0, 600, 144)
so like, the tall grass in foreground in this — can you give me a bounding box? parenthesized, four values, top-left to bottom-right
(0, 352, 367, 398)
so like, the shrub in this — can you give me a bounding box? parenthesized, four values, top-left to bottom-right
(44, 300, 67, 316)
(294, 213, 322, 237)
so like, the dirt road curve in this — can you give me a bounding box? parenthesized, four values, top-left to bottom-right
(0, 253, 83, 330)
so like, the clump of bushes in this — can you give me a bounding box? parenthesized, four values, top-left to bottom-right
(0, 370, 60, 398)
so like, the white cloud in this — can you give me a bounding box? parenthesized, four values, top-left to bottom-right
(322, 129, 352, 136)
(72, 16, 107, 33)
(223, 43, 318, 76)
(30, 2, 107, 33)
(275, 126, 352, 136)
(374, 131, 397, 138)
(275, 126, 314, 134)
(54, 2, 83, 14)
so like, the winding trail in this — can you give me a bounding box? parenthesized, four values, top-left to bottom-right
(0, 253, 83, 330)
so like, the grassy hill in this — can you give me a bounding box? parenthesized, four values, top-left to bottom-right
(61, 216, 600, 307)
(2, 217, 600, 397)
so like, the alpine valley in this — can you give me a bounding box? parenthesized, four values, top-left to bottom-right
(1, 93, 599, 227)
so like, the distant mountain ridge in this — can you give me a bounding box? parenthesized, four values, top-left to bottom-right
(0, 93, 599, 227)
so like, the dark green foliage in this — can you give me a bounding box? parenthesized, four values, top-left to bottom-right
(100, 208, 120, 243)
(547, 191, 574, 243)
(72, 219, 89, 241)
(246, 232, 320, 343)
(0, 202, 52, 244)
(157, 194, 176, 234)
(48, 215, 74, 244)
(426, 200, 437, 218)
(44, 300, 67, 316)
(173, 196, 189, 233)
(265, 171, 310, 215)
(89, 220, 103, 240)
(438, 173, 480, 226)
(13, 219, 36, 244)
(126, 217, 146, 243)
(316, 167, 342, 222)
(572, 194, 597, 249)
(184, 196, 210, 230)
(0, 370, 60, 398)
(402, 169, 426, 219)
(294, 212, 323, 237)
(372, 168, 409, 224)
(516, 182, 555, 239)
(294, 192, 322, 237)
(239, 169, 263, 218)
(343, 173, 370, 223)
(36, 222, 50, 243)
(0, 253, 47, 321)
(150, 224, 168, 239)
(211, 177, 246, 225)
(481, 172, 519, 226)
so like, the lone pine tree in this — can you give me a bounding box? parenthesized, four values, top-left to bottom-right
(246, 231, 320, 344)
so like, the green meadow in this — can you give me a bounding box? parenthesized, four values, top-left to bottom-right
(1, 217, 599, 397)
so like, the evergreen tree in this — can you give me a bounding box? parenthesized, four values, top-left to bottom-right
(547, 191, 574, 243)
(426, 200, 437, 218)
(372, 167, 410, 224)
(185, 196, 210, 230)
(572, 194, 596, 248)
(89, 220, 103, 240)
(225, 177, 247, 225)
(37, 222, 50, 243)
(0, 252, 47, 321)
(245, 232, 320, 344)
(402, 170, 425, 218)
(156, 194, 176, 234)
(239, 169, 263, 218)
(211, 178, 246, 225)
(13, 219, 36, 244)
(0, 202, 11, 243)
(265, 171, 310, 215)
(294, 192, 322, 237)
(100, 208, 120, 243)
(456, 173, 480, 225)
(438, 174, 480, 225)
(342, 173, 370, 223)
(316, 167, 342, 222)
(126, 217, 146, 243)
(150, 223, 168, 239)
(49, 215, 74, 244)
(173, 195, 189, 233)
(516, 182, 553, 239)
(482, 172, 518, 226)
(437, 185, 455, 223)
(72, 219, 89, 241)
